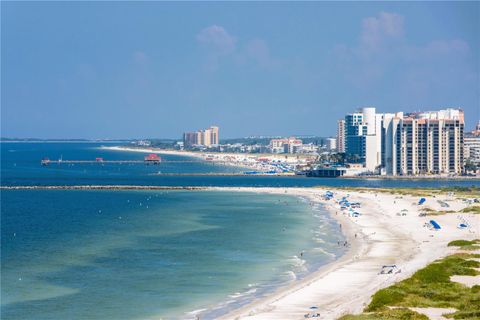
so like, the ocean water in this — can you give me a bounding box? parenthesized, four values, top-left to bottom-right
(1, 189, 345, 319)
(1, 142, 478, 319)
(2, 142, 479, 188)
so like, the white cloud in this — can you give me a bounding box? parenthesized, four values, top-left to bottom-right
(196, 25, 236, 55)
(196, 25, 282, 71)
(360, 11, 404, 54)
(332, 11, 473, 93)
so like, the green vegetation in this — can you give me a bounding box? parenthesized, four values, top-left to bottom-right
(461, 206, 480, 214)
(419, 207, 456, 216)
(339, 308, 428, 320)
(337, 186, 480, 198)
(340, 252, 480, 319)
(448, 240, 480, 251)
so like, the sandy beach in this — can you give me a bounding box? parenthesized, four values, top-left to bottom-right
(207, 187, 479, 320)
(99, 146, 204, 159)
(100, 145, 303, 173)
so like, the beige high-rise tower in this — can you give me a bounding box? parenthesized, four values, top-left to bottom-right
(183, 126, 219, 147)
(209, 126, 219, 145)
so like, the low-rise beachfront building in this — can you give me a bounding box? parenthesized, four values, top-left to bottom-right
(269, 137, 303, 154)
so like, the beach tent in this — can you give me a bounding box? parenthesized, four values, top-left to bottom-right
(380, 265, 401, 274)
(429, 220, 441, 230)
(418, 198, 426, 205)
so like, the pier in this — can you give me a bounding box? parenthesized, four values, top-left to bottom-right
(41, 160, 204, 164)
(40, 158, 205, 165)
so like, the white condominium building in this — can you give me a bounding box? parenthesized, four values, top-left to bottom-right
(343, 107, 465, 176)
(382, 109, 464, 175)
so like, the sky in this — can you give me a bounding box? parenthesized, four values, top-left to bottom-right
(2, 1, 479, 139)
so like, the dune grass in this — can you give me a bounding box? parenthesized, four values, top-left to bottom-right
(339, 308, 428, 319)
(336, 186, 479, 199)
(448, 240, 480, 251)
(420, 207, 456, 216)
(461, 206, 480, 214)
(339, 252, 480, 319)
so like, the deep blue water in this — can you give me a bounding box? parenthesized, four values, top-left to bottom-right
(2, 142, 479, 188)
(1, 142, 478, 320)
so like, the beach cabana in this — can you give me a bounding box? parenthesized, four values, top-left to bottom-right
(429, 220, 441, 230)
(380, 265, 401, 274)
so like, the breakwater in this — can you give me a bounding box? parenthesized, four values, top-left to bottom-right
(0, 185, 209, 190)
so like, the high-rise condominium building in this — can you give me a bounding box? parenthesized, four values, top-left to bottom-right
(183, 126, 220, 147)
(210, 126, 219, 145)
(385, 109, 464, 175)
(344, 107, 465, 175)
(183, 132, 198, 147)
(336, 120, 345, 153)
(344, 107, 381, 172)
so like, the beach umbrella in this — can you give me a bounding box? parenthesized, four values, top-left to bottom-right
(310, 306, 318, 309)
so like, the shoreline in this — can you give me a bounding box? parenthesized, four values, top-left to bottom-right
(208, 187, 478, 319)
(210, 187, 362, 320)
(99, 146, 262, 172)
(100, 145, 479, 180)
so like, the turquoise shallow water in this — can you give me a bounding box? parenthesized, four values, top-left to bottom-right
(1, 189, 344, 319)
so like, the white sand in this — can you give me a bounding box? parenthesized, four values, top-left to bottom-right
(207, 187, 479, 320)
(99, 146, 203, 159)
(450, 274, 480, 287)
(409, 307, 457, 320)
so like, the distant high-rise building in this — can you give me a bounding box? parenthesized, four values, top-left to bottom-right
(336, 120, 345, 153)
(183, 132, 198, 147)
(183, 125, 220, 147)
(209, 126, 219, 145)
(203, 128, 212, 146)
